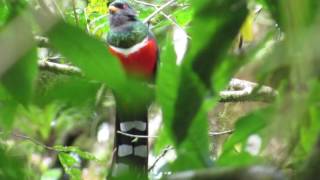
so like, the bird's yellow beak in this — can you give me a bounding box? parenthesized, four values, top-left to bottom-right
(109, 5, 119, 14)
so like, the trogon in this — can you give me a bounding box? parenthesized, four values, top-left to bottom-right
(106, 0, 158, 179)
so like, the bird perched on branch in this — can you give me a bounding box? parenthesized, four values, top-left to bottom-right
(106, 0, 158, 179)
(107, 0, 158, 79)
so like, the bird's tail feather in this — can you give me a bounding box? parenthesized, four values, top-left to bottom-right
(109, 102, 149, 179)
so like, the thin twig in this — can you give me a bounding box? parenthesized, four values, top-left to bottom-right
(72, 0, 79, 26)
(117, 130, 158, 139)
(0, 131, 56, 151)
(148, 146, 174, 171)
(209, 129, 234, 136)
(134, 0, 189, 38)
(89, 15, 107, 27)
(93, 22, 108, 34)
(134, 0, 160, 7)
(143, 0, 176, 24)
(108, 147, 117, 168)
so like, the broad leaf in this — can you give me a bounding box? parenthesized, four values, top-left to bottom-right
(58, 152, 81, 180)
(1, 48, 38, 105)
(0, 100, 17, 130)
(47, 21, 126, 92)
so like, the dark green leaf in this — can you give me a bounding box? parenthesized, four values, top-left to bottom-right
(172, 69, 206, 142)
(1, 48, 38, 105)
(170, 0, 248, 144)
(189, 0, 248, 87)
(0, 100, 17, 130)
(47, 21, 126, 92)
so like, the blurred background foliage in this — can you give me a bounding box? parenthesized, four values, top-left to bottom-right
(0, 0, 319, 179)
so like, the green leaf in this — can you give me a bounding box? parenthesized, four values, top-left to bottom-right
(217, 107, 275, 167)
(189, 0, 248, 87)
(171, 0, 248, 144)
(0, 145, 27, 180)
(0, 0, 10, 27)
(222, 106, 274, 153)
(37, 76, 100, 106)
(0, 100, 17, 130)
(218, 151, 262, 167)
(1, 48, 38, 105)
(58, 152, 81, 180)
(300, 82, 320, 154)
(54, 145, 99, 161)
(156, 0, 248, 172)
(58, 152, 78, 167)
(171, 105, 212, 171)
(16, 104, 58, 139)
(47, 21, 126, 92)
(0, 84, 10, 99)
(172, 69, 206, 143)
(156, 38, 180, 132)
(300, 106, 320, 154)
(41, 168, 62, 180)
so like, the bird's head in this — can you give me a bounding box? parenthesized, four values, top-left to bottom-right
(108, 0, 137, 28)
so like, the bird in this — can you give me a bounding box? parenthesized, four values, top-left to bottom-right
(106, 0, 158, 179)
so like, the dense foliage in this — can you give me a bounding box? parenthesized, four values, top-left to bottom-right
(0, 0, 319, 179)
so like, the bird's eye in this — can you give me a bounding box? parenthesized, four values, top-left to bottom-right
(123, 3, 129, 9)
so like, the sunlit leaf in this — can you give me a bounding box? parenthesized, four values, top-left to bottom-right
(58, 152, 81, 180)
(54, 145, 99, 161)
(41, 168, 62, 180)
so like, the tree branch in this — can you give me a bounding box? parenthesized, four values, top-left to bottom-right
(134, 0, 185, 33)
(71, 0, 79, 26)
(148, 146, 174, 171)
(143, 0, 176, 24)
(219, 78, 277, 102)
(37, 62, 277, 102)
(0, 131, 56, 151)
(38, 60, 82, 76)
(117, 130, 158, 139)
(209, 129, 234, 136)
